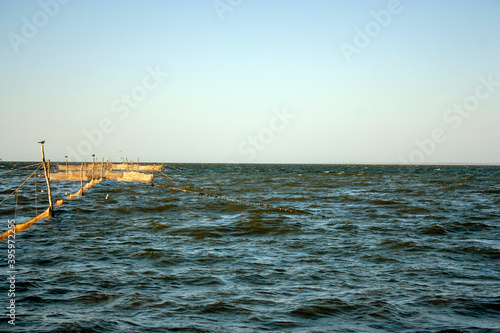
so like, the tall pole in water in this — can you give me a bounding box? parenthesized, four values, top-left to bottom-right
(39, 141, 54, 216)
(65, 155, 68, 177)
(151, 163, 155, 187)
(92, 154, 95, 180)
(80, 162, 83, 196)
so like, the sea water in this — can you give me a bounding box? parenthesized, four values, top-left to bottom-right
(0, 163, 499, 332)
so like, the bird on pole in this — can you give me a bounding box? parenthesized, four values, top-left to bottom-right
(38, 140, 45, 144)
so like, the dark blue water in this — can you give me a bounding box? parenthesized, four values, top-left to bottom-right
(1, 163, 499, 332)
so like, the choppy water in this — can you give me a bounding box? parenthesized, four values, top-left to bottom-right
(1, 163, 499, 332)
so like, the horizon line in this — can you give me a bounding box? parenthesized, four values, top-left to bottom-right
(1, 160, 499, 167)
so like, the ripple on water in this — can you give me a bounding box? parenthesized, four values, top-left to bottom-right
(0, 163, 499, 332)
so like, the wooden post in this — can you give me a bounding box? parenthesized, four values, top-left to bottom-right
(151, 163, 155, 186)
(40, 143, 54, 216)
(92, 154, 95, 180)
(65, 155, 68, 175)
(101, 157, 104, 180)
(80, 162, 83, 196)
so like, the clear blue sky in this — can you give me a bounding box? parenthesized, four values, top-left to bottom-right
(1, 0, 499, 164)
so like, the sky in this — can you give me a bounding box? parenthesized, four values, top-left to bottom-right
(0, 0, 499, 164)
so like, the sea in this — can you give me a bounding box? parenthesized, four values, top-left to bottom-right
(1, 162, 499, 333)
